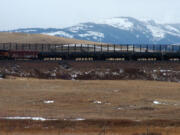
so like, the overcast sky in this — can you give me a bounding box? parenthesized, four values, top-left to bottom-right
(0, 0, 180, 30)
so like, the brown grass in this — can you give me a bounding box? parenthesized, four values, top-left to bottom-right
(0, 32, 102, 44)
(1, 119, 180, 135)
(1, 79, 180, 120)
(0, 119, 180, 135)
(1, 79, 180, 134)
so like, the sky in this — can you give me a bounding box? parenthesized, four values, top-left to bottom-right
(0, 0, 180, 30)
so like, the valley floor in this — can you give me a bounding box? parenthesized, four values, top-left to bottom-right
(1, 79, 180, 134)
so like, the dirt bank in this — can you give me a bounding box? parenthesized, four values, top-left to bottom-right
(0, 60, 180, 82)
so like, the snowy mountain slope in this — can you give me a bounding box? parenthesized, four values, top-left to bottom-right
(6, 17, 180, 44)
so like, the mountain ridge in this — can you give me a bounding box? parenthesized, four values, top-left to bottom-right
(4, 17, 180, 44)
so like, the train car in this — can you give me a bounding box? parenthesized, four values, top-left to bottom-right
(9, 51, 39, 59)
(0, 50, 9, 59)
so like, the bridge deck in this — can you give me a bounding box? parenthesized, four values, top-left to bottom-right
(0, 43, 180, 61)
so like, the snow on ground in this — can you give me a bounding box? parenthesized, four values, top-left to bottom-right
(44, 100, 54, 104)
(0, 116, 85, 121)
(117, 107, 124, 110)
(74, 118, 85, 121)
(119, 69, 124, 73)
(0, 117, 57, 121)
(79, 31, 104, 39)
(153, 101, 162, 105)
(165, 25, 180, 33)
(69, 24, 93, 33)
(95, 17, 134, 30)
(64, 118, 86, 121)
(43, 31, 74, 38)
(69, 25, 84, 33)
(146, 24, 180, 40)
(116, 105, 137, 110)
(153, 70, 157, 72)
(153, 100, 180, 106)
(146, 25, 165, 39)
(153, 69, 172, 73)
(160, 70, 171, 72)
(93, 100, 102, 104)
(71, 74, 77, 79)
(153, 100, 167, 105)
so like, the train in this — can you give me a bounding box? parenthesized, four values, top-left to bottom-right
(0, 50, 39, 60)
(1, 44, 180, 61)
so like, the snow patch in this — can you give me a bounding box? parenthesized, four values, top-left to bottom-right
(95, 17, 134, 30)
(43, 31, 73, 38)
(93, 100, 102, 104)
(71, 74, 78, 79)
(0, 117, 56, 121)
(165, 25, 180, 33)
(64, 118, 85, 121)
(153, 101, 161, 105)
(69, 25, 84, 33)
(153, 100, 166, 105)
(79, 31, 104, 38)
(69, 24, 93, 33)
(146, 23, 180, 40)
(119, 69, 124, 73)
(146, 25, 165, 39)
(160, 69, 171, 72)
(44, 100, 54, 104)
(93, 36, 98, 40)
(74, 118, 85, 121)
(117, 107, 124, 110)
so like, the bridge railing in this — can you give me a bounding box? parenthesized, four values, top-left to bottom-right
(0, 43, 180, 53)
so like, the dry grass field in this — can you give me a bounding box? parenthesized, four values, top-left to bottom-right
(1, 79, 180, 120)
(1, 79, 180, 134)
(0, 32, 102, 44)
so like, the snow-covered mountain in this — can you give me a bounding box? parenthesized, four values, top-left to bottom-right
(6, 17, 180, 44)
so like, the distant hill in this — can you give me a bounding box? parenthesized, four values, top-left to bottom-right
(0, 32, 102, 45)
(5, 17, 180, 44)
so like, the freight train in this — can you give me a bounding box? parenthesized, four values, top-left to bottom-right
(1, 44, 180, 61)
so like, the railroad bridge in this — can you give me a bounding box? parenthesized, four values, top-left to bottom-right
(0, 43, 180, 61)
